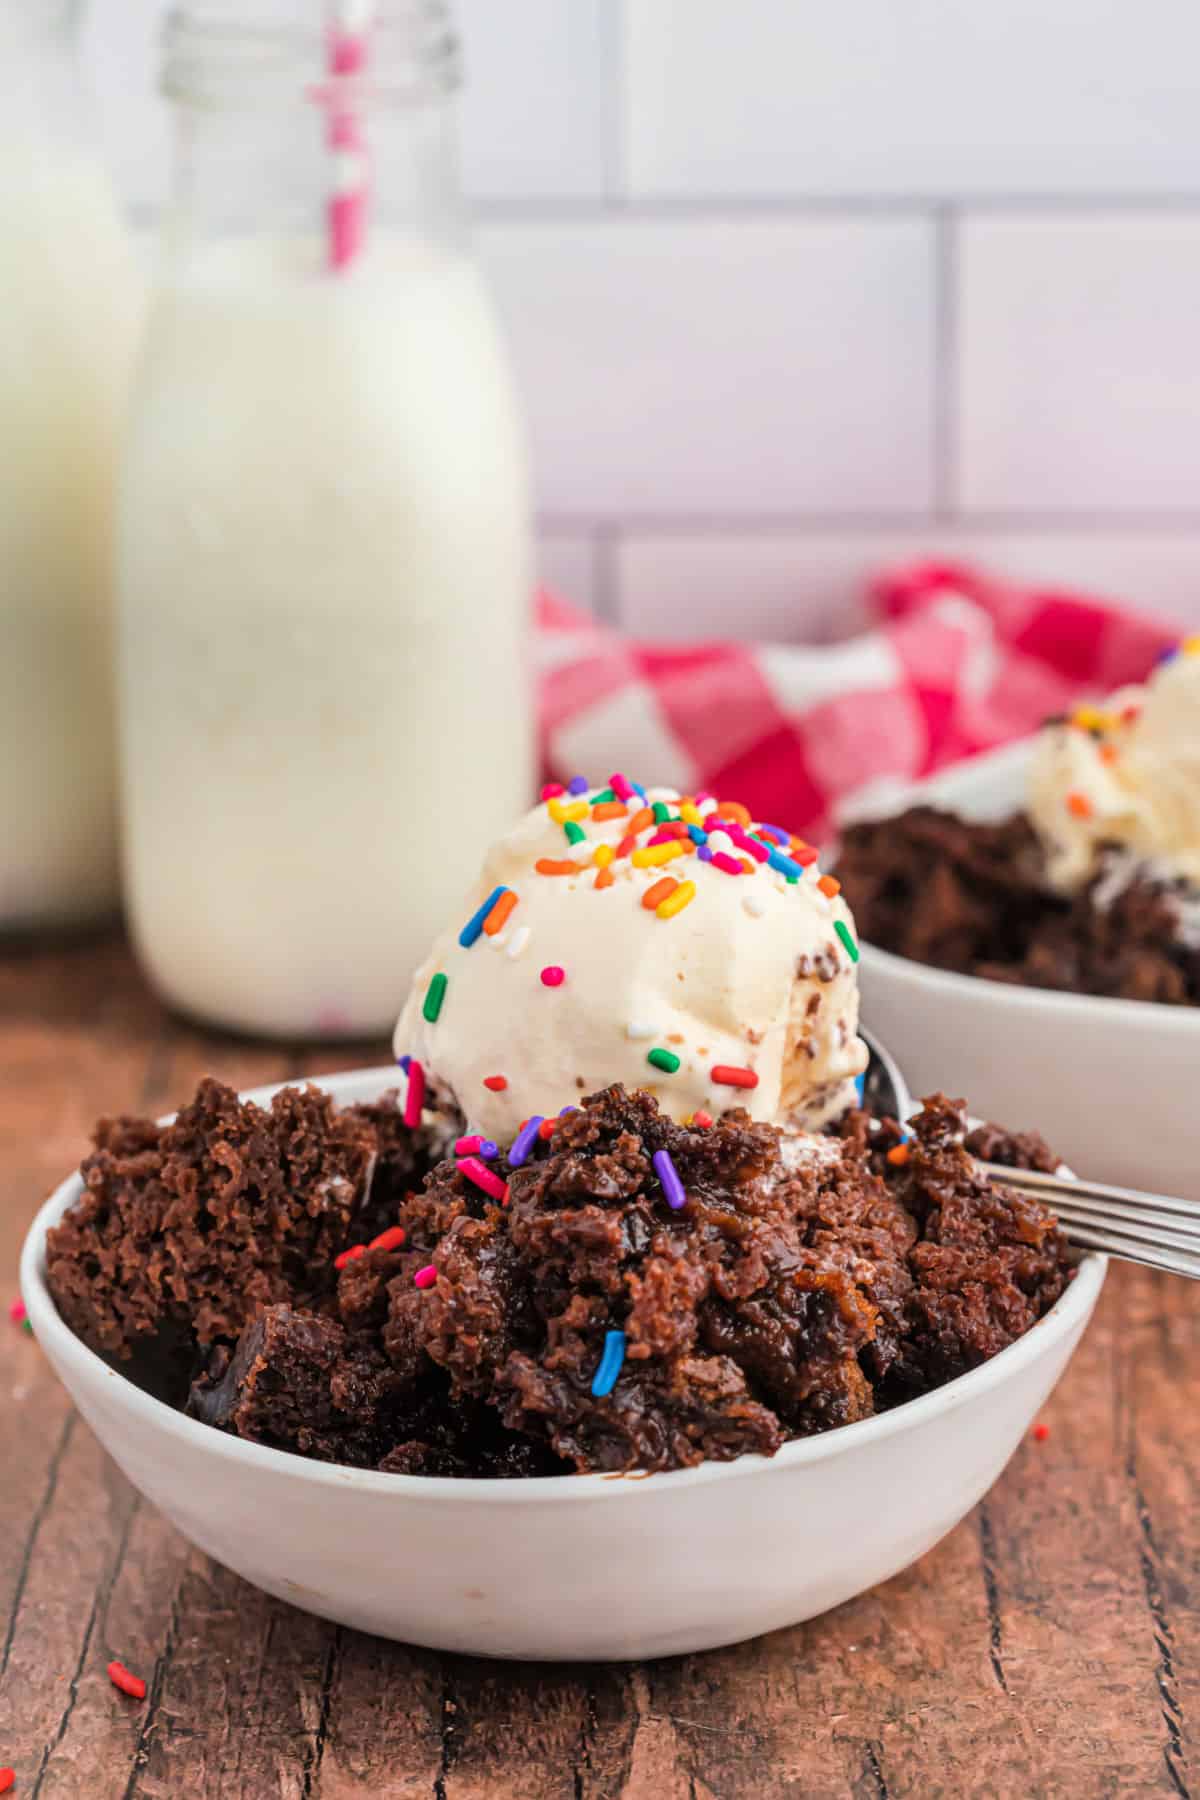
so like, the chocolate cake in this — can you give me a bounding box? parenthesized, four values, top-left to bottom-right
(46, 1077, 1074, 1477)
(836, 805, 1200, 1005)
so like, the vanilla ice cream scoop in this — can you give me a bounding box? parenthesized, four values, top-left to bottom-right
(393, 781, 868, 1143)
(1027, 641, 1200, 893)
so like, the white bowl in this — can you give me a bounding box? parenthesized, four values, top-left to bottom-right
(21, 1066, 1103, 1662)
(844, 742, 1200, 1200)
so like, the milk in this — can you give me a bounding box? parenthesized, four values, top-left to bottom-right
(0, 146, 141, 928)
(118, 234, 532, 1037)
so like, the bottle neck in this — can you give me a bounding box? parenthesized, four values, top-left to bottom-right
(0, 1, 86, 147)
(162, 5, 465, 269)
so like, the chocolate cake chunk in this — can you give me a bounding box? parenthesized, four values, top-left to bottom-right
(396, 1085, 1071, 1474)
(343, 1092, 455, 1245)
(187, 1305, 405, 1465)
(190, 1304, 570, 1478)
(964, 1120, 1058, 1173)
(46, 1078, 377, 1364)
(836, 806, 1200, 1004)
(52, 1077, 1075, 1479)
(881, 1095, 1073, 1401)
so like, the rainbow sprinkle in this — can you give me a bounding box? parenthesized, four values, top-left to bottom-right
(540, 965, 565, 987)
(413, 1265, 438, 1290)
(711, 1065, 757, 1089)
(834, 919, 860, 963)
(591, 1329, 627, 1398)
(508, 1116, 544, 1168)
(653, 1148, 687, 1210)
(656, 879, 695, 920)
(484, 890, 518, 936)
(403, 1057, 426, 1127)
(422, 972, 448, 1022)
(647, 1047, 681, 1074)
(460, 886, 507, 948)
(458, 1156, 509, 1202)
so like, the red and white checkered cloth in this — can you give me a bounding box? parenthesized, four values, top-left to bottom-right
(538, 559, 1181, 837)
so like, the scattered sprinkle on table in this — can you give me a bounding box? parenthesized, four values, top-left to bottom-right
(590, 1329, 627, 1398)
(414, 1265, 438, 1290)
(483, 1074, 508, 1091)
(508, 1116, 545, 1168)
(108, 1660, 147, 1701)
(460, 885, 507, 948)
(422, 971, 448, 1023)
(458, 1156, 509, 1202)
(653, 1148, 687, 1210)
(647, 1047, 681, 1074)
(834, 919, 860, 963)
(540, 965, 565, 988)
(711, 1065, 758, 1089)
(369, 1226, 407, 1252)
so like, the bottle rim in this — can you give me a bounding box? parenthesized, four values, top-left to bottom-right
(162, 1, 461, 109)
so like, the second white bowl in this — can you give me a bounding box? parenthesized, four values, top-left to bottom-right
(845, 741, 1200, 1199)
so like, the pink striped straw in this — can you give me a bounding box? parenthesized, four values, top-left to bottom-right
(326, 1, 374, 271)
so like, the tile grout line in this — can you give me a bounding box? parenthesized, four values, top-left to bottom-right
(604, 0, 629, 209)
(932, 204, 959, 521)
(539, 509, 1200, 536)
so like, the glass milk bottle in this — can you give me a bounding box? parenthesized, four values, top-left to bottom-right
(0, 2, 141, 930)
(118, 1, 532, 1038)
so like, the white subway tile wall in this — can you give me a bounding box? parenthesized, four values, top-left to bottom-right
(82, 0, 1200, 633)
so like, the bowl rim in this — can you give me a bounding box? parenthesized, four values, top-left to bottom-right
(20, 1064, 1106, 1507)
(859, 940, 1200, 1034)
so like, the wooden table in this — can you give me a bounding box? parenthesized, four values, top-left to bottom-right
(1, 936, 1196, 1799)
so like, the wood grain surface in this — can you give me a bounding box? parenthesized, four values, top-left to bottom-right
(1, 936, 1195, 1799)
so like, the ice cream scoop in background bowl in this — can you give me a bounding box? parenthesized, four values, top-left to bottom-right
(841, 738, 1200, 1201)
(21, 1062, 1103, 1663)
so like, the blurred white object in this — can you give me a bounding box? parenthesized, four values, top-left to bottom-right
(0, 1, 142, 930)
(23, 1064, 1104, 1661)
(117, 2, 532, 1038)
(850, 741, 1200, 1200)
